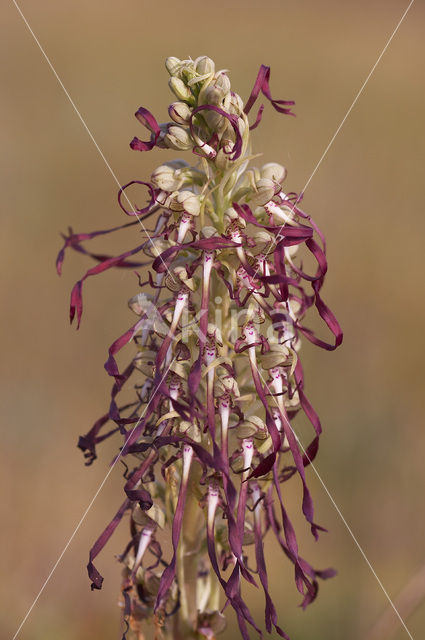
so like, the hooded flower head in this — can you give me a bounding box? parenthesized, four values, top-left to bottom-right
(58, 55, 341, 640)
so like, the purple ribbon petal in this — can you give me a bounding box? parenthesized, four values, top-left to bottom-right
(130, 106, 161, 152)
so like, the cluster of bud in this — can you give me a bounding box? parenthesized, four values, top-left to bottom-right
(131, 56, 250, 164)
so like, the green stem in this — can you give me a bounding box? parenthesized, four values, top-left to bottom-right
(170, 463, 204, 639)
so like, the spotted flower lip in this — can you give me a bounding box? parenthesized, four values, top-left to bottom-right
(59, 55, 342, 640)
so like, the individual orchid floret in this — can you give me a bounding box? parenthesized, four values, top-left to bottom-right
(260, 162, 288, 185)
(164, 124, 193, 151)
(59, 55, 342, 640)
(151, 160, 191, 191)
(168, 101, 193, 125)
(169, 76, 194, 103)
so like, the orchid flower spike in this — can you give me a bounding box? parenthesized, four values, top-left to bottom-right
(58, 54, 342, 640)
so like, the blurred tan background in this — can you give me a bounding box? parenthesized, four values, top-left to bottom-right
(1, 1, 424, 638)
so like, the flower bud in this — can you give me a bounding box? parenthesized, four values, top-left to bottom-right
(178, 420, 202, 442)
(165, 268, 185, 292)
(214, 373, 240, 399)
(133, 503, 165, 529)
(215, 72, 231, 95)
(152, 173, 173, 192)
(173, 265, 195, 291)
(260, 343, 292, 370)
(167, 190, 200, 216)
(236, 416, 268, 440)
(165, 56, 181, 76)
(201, 225, 219, 239)
(168, 102, 192, 125)
(223, 206, 246, 229)
(168, 77, 192, 102)
(151, 162, 185, 191)
(202, 74, 230, 106)
(255, 230, 273, 243)
(247, 178, 281, 207)
(228, 92, 244, 115)
(164, 125, 193, 151)
(236, 421, 257, 439)
(261, 162, 287, 185)
(177, 191, 200, 216)
(202, 85, 226, 106)
(195, 56, 215, 76)
(142, 235, 169, 258)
